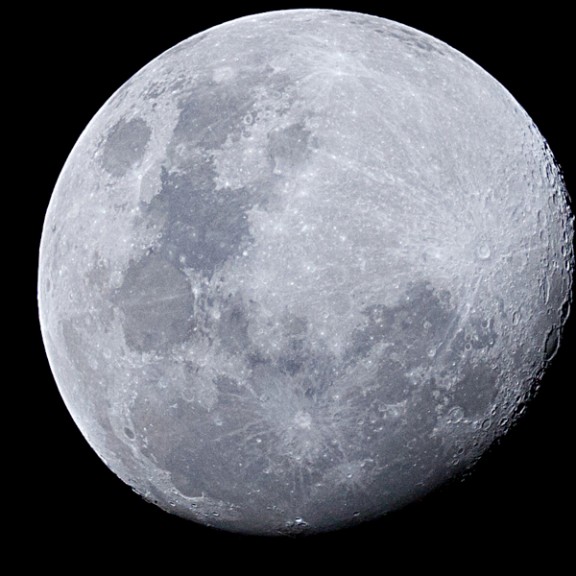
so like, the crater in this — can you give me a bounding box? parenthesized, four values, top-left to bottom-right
(451, 362, 499, 416)
(543, 328, 560, 362)
(101, 117, 151, 177)
(267, 122, 317, 175)
(451, 315, 498, 355)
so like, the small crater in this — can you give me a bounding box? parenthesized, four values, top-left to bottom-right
(543, 328, 559, 362)
(476, 243, 491, 260)
(447, 406, 464, 424)
(480, 417, 492, 430)
(560, 300, 571, 323)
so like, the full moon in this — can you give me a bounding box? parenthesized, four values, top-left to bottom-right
(38, 9, 574, 535)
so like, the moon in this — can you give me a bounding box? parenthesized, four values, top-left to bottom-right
(38, 9, 574, 536)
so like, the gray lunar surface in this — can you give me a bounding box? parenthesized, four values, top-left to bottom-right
(38, 10, 574, 535)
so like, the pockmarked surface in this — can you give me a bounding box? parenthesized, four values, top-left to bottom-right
(38, 10, 574, 535)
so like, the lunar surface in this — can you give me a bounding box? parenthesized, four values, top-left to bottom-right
(38, 10, 574, 535)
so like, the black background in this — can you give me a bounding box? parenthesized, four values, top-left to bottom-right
(25, 2, 572, 566)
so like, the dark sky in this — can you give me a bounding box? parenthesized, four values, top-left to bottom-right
(27, 2, 572, 566)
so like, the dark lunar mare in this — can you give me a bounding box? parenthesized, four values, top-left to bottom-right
(119, 279, 508, 531)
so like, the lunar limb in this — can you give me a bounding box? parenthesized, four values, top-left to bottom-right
(38, 10, 574, 535)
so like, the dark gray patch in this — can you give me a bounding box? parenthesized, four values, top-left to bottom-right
(146, 166, 253, 277)
(217, 294, 251, 355)
(338, 368, 443, 495)
(247, 342, 337, 406)
(451, 363, 498, 416)
(346, 305, 394, 359)
(212, 301, 338, 407)
(101, 117, 151, 177)
(276, 314, 310, 377)
(283, 314, 308, 338)
(171, 83, 254, 152)
(140, 71, 310, 277)
(134, 281, 460, 522)
(387, 28, 444, 55)
(61, 318, 97, 379)
(278, 346, 308, 377)
(159, 377, 277, 503)
(348, 283, 497, 418)
(374, 360, 413, 403)
(129, 382, 187, 464)
(166, 440, 215, 498)
(114, 255, 194, 352)
(268, 123, 317, 175)
(347, 282, 455, 367)
(142, 80, 169, 101)
(86, 252, 110, 288)
(377, 431, 448, 498)
(340, 282, 458, 458)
